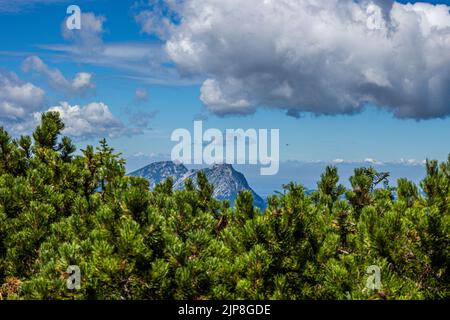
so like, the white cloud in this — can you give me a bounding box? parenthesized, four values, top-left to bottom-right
(47, 102, 131, 139)
(162, 0, 450, 119)
(133, 152, 146, 157)
(0, 72, 45, 121)
(22, 56, 95, 95)
(62, 12, 106, 54)
(3, 100, 145, 139)
(134, 0, 180, 40)
(0, 70, 140, 139)
(72, 72, 93, 91)
(200, 78, 253, 115)
(364, 158, 384, 165)
(39, 43, 172, 77)
(399, 158, 426, 166)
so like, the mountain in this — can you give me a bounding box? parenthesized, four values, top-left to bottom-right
(128, 161, 188, 190)
(129, 161, 265, 209)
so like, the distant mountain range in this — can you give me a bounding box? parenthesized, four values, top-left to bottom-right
(128, 161, 265, 209)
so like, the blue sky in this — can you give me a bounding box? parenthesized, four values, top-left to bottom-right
(0, 0, 449, 178)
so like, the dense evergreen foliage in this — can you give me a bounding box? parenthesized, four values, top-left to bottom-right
(0, 112, 448, 300)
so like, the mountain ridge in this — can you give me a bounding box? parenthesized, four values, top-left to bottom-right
(129, 161, 265, 209)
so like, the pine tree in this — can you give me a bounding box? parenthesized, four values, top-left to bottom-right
(0, 112, 448, 300)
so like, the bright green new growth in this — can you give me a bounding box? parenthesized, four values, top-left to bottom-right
(0, 113, 448, 300)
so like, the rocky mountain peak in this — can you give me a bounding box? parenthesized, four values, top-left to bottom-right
(129, 161, 265, 209)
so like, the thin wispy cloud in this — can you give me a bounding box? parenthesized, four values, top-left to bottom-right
(129, 110, 158, 128)
(0, 0, 70, 13)
(35, 10, 192, 85)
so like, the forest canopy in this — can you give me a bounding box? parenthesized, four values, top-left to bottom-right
(0, 112, 448, 300)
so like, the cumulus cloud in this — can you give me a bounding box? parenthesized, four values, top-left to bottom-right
(0, 72, 45, 121)
(200, 78, 253, 116)
(3, 99, 144, 139)
(162, 0, 450, 119)
(0, 71, 139, 139)
(22, 56, 95, 95)
(47, 102, 133, 139)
